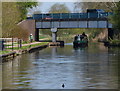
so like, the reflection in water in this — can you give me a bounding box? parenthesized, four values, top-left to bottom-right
(2, 43, 119, 89)
(0, 63, 2, 90)
(73, 45, 88, 50)
(2, 55, 35, 89)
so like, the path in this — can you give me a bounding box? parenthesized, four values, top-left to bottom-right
(7, 42, 42, 48)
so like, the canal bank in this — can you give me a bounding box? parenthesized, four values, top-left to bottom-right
(104, 40, 120, 47)
(1, 41, 64, 62)
(1, 42, 48, 62)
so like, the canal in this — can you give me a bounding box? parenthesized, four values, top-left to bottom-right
(2, 42, 120, 89)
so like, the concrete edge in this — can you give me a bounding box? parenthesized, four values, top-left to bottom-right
(1, 44, 49, 63)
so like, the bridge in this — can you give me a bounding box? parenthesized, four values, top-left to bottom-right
(30, 12, 112, 29)
(22, 12, 113, 42)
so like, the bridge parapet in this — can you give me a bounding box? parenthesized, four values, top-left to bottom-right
(27, 12, 112, 21)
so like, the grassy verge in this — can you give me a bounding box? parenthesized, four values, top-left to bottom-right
(109, 39, 120, 45)
(0, 50, 12, 55)
(39, 35, 51, 39)
(5, 41, 36, 47)
(6, 42, 48, 50)
(0, 42, 48, 55)
(4, 42, 17, 46)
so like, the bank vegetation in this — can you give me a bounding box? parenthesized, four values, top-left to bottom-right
(2, 2, 38, 40)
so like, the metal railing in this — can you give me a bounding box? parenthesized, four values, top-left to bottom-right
(0, 38, 23, 51)
(31, 12, 112, 20)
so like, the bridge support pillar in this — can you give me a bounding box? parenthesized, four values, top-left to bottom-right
(51, 28, 57, 42)
(52, 32, 57, 42)
(35, 28, 39, 41)
(108, 28, 114, 40)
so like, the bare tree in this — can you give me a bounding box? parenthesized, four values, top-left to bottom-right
(49, 3, 71, 13)
(0, 1, 2, 38)
(2, 2, 38, 40)
(2, 2, 21, 38)
(33, 11, 41, 14)
(74, 2, 117, 13)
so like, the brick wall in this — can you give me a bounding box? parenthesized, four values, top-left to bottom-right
(17, 20, 35, 41)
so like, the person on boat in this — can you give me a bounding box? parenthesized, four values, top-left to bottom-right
(82, 32, 87, 37)
(82, 32, 88, 43)
(74, 35, 78, 41)
(80, 35, 84, 40)
(77, 34, 81, 41)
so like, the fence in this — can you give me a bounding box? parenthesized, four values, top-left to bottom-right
(0, 38, 23, 51)
(32, 12, 113, 20)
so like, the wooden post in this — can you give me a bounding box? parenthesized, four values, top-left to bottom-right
(12, 38, 14, 51)
(19, 39, 22, 48)
(18, 39, 19, 49)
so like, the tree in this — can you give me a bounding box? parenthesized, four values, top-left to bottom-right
(74, 2, 117, 13)
(2, 2, 38, 38)
(110, 2, 120, 29)
(33, 11, 41, 14)
(49, 3, 70, 13)
(2, 2, 21, 38)
(73, 2, 118, 40)
(110, 2, 120, 39)
(0, 1, 2, 38)
(27, 2, 42, 16)
(17, 2, 38, 20)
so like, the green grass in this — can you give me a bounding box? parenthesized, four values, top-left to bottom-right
(39, 36, 47, 39)
(1, 42, 48, 55)
(22, 41, 36, 44)
(6, 42, 48, 50)
(0, 50, 12, 55)
(4, 42, 18, 46)
(4, 41, 38, 47)
(39, 35, 51, 39)
(5, 44, 12, 46)
(109, 39, 120, 45)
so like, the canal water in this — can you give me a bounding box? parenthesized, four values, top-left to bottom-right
(2, 42, 119, 89)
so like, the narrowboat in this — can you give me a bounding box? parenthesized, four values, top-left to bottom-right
(73, 33, 88, 47)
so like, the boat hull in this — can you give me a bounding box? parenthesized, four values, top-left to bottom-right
(73, 41, 88, 47)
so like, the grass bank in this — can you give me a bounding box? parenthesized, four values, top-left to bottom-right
(0, 50, 12, 55)
(104, 39, 120, 47)
(109, 39, 120, 46)
(1, 42, 48, 55)
(6, 42, 48, 50)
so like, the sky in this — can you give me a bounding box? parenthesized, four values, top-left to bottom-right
(40, 2, 75, 13)
(28, 2, 76, 15)
(27, 0, 120, 15)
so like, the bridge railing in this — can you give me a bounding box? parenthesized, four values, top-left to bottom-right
(31, 12, 112, 20)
